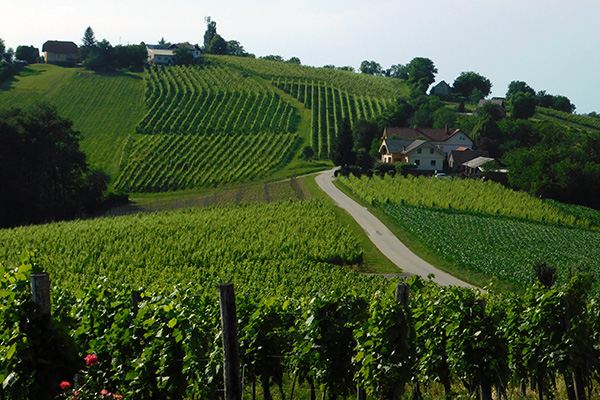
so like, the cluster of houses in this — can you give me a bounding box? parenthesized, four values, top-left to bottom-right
(39, 40, 201, 67)
(378, 126, 501, 178)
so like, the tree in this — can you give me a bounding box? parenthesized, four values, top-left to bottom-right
(300, 146, 314, 161)
(261, 55, 284, 62)
(207, 34, 228, 55)
(452, 71, 492, 98)
(174, 47, 194, 65)
(385, 64, 408, 79)
(352, 120, 379, 151)
(227, 40, 251, 57)
(473, 114, 503, 157)
(158, 37, 170, 46)
(0, 103, 110, 227)
(15, 45, 39, 64)
(81, 26, 97, 59)
(359, 60, 382, 75)
(337, 66, 355, 72)
(331, 118, 356, 166)
(510, 92, 537, 119)
(506, 80, 535, 101)
(83, 39, 113, 71)
(286, 56, 301, 65)
(406, 57, 437, 93)
(203, 17, 217, 50)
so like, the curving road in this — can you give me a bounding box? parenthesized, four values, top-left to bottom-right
(316, 168, 474, 288)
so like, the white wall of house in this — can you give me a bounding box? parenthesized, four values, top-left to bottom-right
(406, 146, 445, 171)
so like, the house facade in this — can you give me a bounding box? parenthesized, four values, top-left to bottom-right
(379, 139, 446, 171)
(42, 41, 79, 66)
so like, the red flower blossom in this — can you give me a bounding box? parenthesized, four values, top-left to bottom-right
(85, 353, 98, 366)
(59, 381, 71, 389)
(101, 389, 108, 395)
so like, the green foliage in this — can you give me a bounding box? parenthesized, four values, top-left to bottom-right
(0, 102, 110, 227)
(359, 60, 382, 75)
(207, 34, 228, 55)
(510, 92, 536, 119)
(15, 45, 39, 64)
(331, 118, 356, 166)
(506, 80, 535, 101)
(452, 71, 492, 98)
(407, 57, 437, 93)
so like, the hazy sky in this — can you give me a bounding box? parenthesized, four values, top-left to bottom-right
(4, 0, 599, 113)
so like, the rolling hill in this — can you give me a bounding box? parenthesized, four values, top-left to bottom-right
(0, 56, 409, 193)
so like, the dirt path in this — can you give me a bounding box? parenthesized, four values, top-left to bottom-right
(316, 168, 474, 288)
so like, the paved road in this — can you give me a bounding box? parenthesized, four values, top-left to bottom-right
(315, 168, 474, 288)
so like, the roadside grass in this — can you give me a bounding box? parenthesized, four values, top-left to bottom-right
(304, 174, 400, 275)
(331, 178, 522, 293)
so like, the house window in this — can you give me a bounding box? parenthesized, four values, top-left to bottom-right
(417, 149, 422, 154)
(459, 136, 465, 141)
(415, 159, 420, 166)
(431, 160, 437, 166)
(430, 148, 434, 154)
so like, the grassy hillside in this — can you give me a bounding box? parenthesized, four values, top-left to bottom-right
(0, 58, 408, 193)
(0, 65, 145, 176)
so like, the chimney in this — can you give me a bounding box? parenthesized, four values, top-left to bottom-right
(445, 124, 449, 135)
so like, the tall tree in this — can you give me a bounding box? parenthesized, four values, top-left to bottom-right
(407, 57, 437, 93)
(207, 34, 228, 55)
(81, 26, 97, 59)
(331, 118, 356, 166)
(203, 16, 217, 50)
(452, 71, 492, 99)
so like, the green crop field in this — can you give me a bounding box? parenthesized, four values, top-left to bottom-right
(0, 199, 379, 294)
(339, 175, 600, 292)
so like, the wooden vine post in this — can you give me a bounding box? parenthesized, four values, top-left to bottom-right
(30, 272, 51, 316)
(219, 283, 242, 400)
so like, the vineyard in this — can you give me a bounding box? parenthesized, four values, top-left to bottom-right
(340, 174, 600, 227)
(536, 106, 600, 131)
(271, 78, 394, 157)
(113, 132, 299, 192)
(338, 175, 600, 292)
(3, 257, 600, 399)
(136, 64, 299, 135)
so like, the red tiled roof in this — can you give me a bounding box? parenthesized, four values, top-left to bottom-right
(42, 41, 79, 54)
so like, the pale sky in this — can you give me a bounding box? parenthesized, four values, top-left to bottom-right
(4, 0, 600, 113)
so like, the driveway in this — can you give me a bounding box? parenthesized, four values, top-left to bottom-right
(315, 168, 474, 288)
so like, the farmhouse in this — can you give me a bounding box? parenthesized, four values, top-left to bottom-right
(382, 126, 473, 154)
(42, 41, 79, 67)
(477, 97, 507, 118)
(379, 139, 446, 171)
(146, 43, 202, 65)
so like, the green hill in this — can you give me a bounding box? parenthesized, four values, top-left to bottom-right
(0, 57, 408, 193)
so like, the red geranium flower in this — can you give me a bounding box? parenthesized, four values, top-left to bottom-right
(85, 353, 98, 366)
(59, 381, 71, 389)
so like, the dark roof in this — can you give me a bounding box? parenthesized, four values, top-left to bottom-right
(404, 140, 445, 155)
(42, 41, 79, 54)
(147, 44, 170, 50)
(380, 139, 412, 154)
(383, 126, 466, 142)
(169, 43, 201, 51)
(449, 149, 490, 165)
